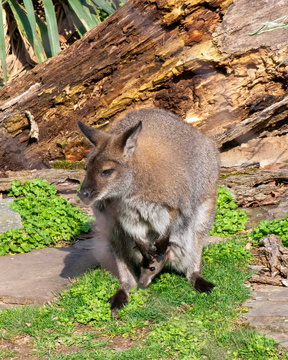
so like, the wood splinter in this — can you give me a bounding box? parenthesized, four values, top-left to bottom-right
(25, 110, 39, 141)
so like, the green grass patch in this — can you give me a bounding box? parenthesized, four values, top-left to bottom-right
(250, 216, 288, 247)
(0, 181, 287, 358)
(0, 179, 92, 256)
(209, 186, 248, 236)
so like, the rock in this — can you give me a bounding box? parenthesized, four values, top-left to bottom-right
(203, 235, 224, 246)
(0, 247, 98, 308)
(0, 198, 22, 234)
(243, 285, 288, 348)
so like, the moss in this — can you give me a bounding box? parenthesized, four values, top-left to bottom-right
(220, 167, 258, 179)
(3, 114, 29, 135)
(51, 160, 85, 170)
(54, 84, 86, 104)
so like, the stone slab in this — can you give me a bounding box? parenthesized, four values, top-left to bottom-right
(0, 247, 98, 307)
(0, 198, 22, 234)
(243, 285, 288, 348)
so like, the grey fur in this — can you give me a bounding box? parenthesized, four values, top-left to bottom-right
(78, 108, 220, 316)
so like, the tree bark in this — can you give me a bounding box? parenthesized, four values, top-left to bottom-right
(0, 0, 287, 170)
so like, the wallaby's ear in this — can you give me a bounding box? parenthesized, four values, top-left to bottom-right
(117, 121, 142, 158)
(78, 121, 109, 146)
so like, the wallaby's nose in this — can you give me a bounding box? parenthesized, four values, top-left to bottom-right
(78, 188, 90, 202)
(81, 189, 90, 198)
(137, 278, 150, 289)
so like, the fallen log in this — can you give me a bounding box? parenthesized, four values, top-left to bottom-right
(0, 0, 287, 170)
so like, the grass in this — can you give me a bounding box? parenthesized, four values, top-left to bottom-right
(251, 216, 288, 247)
(0, 179, 92, 256)
(0, 237, 287, 359)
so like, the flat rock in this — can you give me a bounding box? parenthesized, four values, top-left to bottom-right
(0, 247, 98, 308)
(0, 198, 22, 234)
(243, 285, 288, 348)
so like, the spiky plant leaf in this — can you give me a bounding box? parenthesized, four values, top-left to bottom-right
(42, 0, 61, 55)
(22, 0, 47, 62)
(0, 7, 7, 84)
(68, 0, 100, 31)
(8, 0, 48, 63)
(35, 14, 52, 57)
(91, 0, 116, 15)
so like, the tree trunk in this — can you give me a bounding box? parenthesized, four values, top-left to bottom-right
(0, 0, 287, 170)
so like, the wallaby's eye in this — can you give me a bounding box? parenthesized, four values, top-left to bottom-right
(100, 169, 115, 177)
(149, 267, 156, 272)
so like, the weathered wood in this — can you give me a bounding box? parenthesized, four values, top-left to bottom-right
(248, 274, 285, 287)
(250, 235, 288, 287)
(0, 169, 84, 192)
(220, 168, 288, 207)
(0, 0, 287, 170)
(214, 95, 288, 145)
(259, 235, 288, 278)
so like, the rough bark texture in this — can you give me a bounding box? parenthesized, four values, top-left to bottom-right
(250, 235, 288, 287)
(0, 0, 287, 170)
(220, 166, 288, 207)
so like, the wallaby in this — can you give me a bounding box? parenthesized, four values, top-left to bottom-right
(78, 108, 220, 317)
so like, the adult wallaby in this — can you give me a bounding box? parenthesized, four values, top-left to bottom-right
(78, 108, 220, 317)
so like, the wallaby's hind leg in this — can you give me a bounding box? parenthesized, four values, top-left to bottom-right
(190, 271, 215, 293)
(187, 192, 217, 293)
(109, 290, 129, 318)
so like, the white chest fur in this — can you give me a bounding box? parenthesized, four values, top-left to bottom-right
(117, 198, 170, 241)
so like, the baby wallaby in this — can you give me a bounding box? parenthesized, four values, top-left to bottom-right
(137, 232, 171, 289)
(78, 108, 219, 317)
(137, 225, 214, 292)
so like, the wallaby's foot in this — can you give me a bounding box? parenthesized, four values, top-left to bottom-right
(108, 289, 129, 318)
(190, 272, 215, 294)
(194, 277, 215, 293)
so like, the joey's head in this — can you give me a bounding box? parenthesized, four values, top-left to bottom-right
(77, 121, 142, 205)
(138, 252, 168, 288)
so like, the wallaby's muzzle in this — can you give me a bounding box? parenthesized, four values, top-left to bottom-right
(78, 185, 92, 204)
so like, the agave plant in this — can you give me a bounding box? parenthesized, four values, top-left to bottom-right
(0, 0, 125, 85)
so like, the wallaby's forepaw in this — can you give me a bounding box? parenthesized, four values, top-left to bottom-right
(194, 277, 215, 294)
(108, 289, 129, 318)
